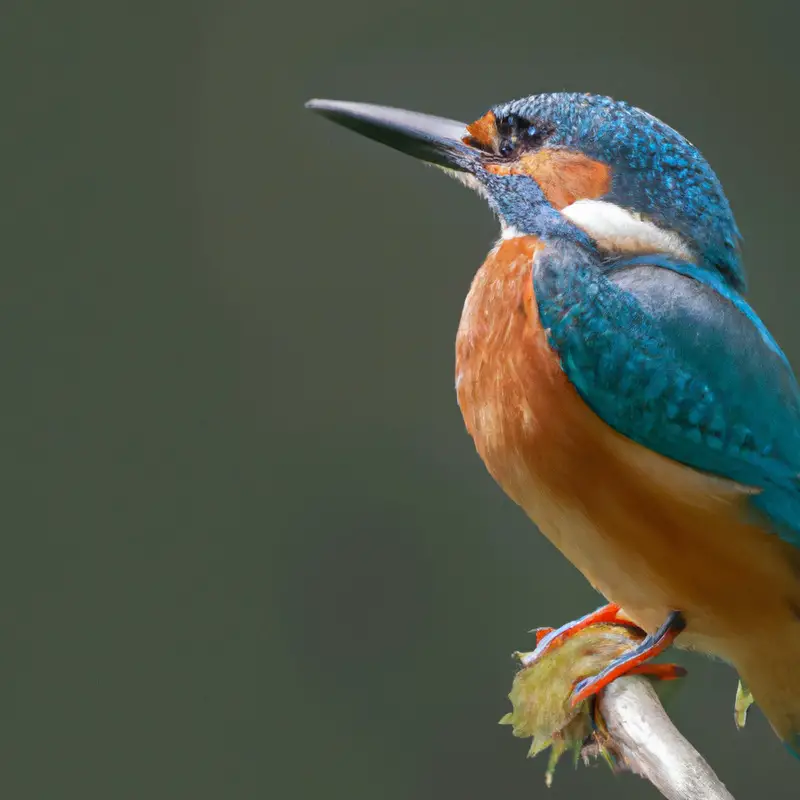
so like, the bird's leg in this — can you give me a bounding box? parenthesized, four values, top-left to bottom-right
(521, 603, 623, 666)
(570, 610, 686, 707)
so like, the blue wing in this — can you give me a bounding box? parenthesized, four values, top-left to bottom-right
(533, 245, 800, 545)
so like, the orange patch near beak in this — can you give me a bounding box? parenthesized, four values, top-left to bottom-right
(487, 150, 611, 209)
(464, 111, 499, 152)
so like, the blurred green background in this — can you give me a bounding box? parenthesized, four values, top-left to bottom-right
(5, 0, 800, 797)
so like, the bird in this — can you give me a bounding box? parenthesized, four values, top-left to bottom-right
(306, 92, 800, 757)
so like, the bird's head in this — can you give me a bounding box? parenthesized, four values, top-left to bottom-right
(307, 93, 744, 292)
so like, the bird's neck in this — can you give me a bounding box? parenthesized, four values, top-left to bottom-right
(560, 200, 693, 264)
(487, 174, 699, 268)
(485, 174, 594, 250)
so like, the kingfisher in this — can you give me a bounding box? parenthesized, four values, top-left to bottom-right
(306, 93, 800, 757)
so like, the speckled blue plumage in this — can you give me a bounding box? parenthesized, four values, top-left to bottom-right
(493, 94, 745, 292)
(483, 173, 594, 248)
(533, 242, 800, 546)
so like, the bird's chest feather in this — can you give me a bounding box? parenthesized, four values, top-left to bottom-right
(455, 236, 568, 500)
(455, 235, 614, 511)
(454, 236, 798, 642)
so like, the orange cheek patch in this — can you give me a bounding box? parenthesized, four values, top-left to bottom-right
(464, 111, 498, 152)
(486, 149, 611, 209)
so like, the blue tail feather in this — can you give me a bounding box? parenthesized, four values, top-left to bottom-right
(785, 734, 800, 761)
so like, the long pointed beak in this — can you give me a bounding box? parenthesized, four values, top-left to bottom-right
(305, 99, 481, 172)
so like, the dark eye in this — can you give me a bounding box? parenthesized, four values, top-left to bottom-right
(493, 114, 552, 158)
(500, 114, 518, 130)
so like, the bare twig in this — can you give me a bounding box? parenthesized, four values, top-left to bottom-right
(598, 676, 736, 800)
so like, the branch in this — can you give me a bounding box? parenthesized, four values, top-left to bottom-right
(598, 676, 736, 800)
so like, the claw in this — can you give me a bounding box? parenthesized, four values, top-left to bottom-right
(532, 626, 555, 644)
(570, 610, 686, 707)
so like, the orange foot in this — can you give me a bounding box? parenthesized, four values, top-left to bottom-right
(570, 610, 687, 706)
(524, 602, 624, 666)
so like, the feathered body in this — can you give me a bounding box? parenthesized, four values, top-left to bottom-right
(307, 91, 800, 755)
(456, 234, 800, 745)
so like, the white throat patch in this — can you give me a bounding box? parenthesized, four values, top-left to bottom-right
(561, 199, 691, 261)
(435, 166, 490, 202)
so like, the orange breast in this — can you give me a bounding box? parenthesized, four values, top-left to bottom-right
(455, 236, 800, 651)
(456, 235, 564, 500)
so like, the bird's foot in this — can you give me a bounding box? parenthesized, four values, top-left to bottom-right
(502, 616, 687, 785)
(521, 602, 624, 666)
(569, 610, 686, 707)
